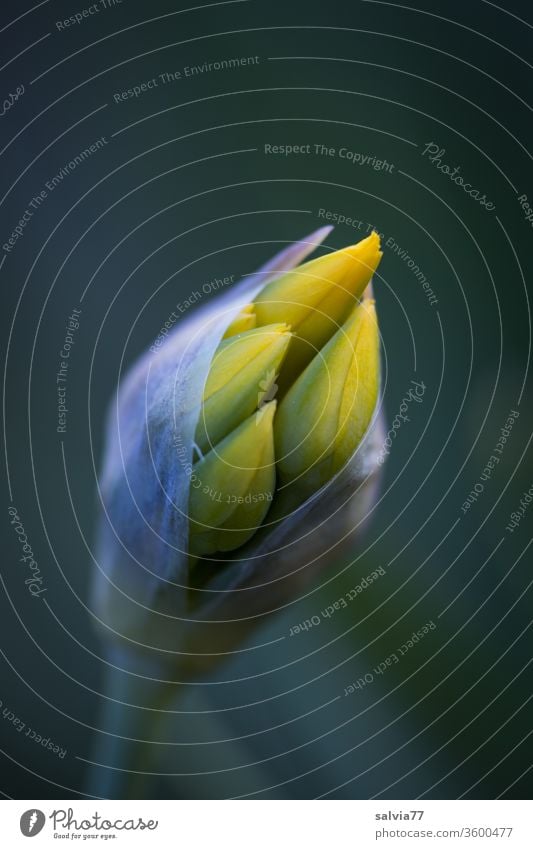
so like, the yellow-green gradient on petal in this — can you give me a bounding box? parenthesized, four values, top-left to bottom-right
(189, 402, 277, 555)
(195, 323, 290, 454)
(253, 231, 382, 386)
(274, 299, 379, 499)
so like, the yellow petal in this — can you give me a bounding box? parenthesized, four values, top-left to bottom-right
(222, 304, 256, 338)
(195, 323, 290, 454)
(189, 402, 277, 555)
(274, 299, 379, 499)
(253, 232, 382, 386)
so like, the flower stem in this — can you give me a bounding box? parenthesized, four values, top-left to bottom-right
(85, 642, 182, 799)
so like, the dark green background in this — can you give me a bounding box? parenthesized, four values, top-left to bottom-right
(1, 0, 532, 798)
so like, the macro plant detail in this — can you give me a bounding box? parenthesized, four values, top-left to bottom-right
(187, 229, 383, 553)
(87, 226, 386, 797)
(2, 0, 528, 813)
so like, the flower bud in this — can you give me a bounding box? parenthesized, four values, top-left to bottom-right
(253, 231, 382, 385)
(92, 226, 384, 670)
(222, 303, 256, 338)
(189, 402, 277, 556)
(195, 323, 290, 455)
(274, 298, 379, 500)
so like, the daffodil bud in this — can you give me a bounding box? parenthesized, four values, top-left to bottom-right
(90, 227, 393, 799)
(275, 298, 379, 500)
(222, 303, 256, 338)
(189, 402, 277, 556)
(194, 323, 290, 455)
(92, 225, 384, 668)
(253, 231, 382, 385)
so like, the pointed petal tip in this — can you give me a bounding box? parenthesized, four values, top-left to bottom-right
(340, 230, 382, 261)
(268, 322, 292, 336)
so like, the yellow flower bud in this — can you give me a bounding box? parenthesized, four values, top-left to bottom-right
(195, 323, 290, 455)
(189, 402, 277, 555)
(253, 231, 382, 385)
(222, 304, 256, 338)
(274, 299, 379, 499)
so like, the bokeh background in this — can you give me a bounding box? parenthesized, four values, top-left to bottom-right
(1, 0, 532, 799)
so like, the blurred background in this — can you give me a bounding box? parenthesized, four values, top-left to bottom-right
(1, 0, 532, 799)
